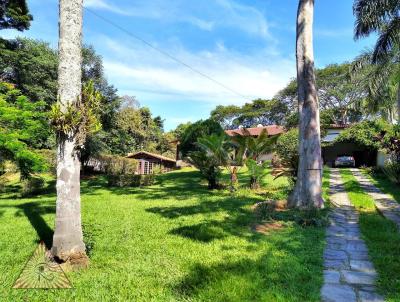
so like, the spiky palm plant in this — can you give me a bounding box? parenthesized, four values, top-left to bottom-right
(232, 129, 278, 189)
(188, 133, 229, 189)
(354, 0, 400, 63)
(195, 133, 245, 190)
(354, 0, 400, 122)
(352, 48, 400, 123)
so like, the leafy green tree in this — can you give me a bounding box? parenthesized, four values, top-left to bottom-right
(0, 82, 49, 178)
(0, 39, 121, 114)
(0, 38, 58, 105)
(81, 45, 121, 131)
(171, 122, 191, 140)
(210, 105, 242, 129)
(0, 38, 123, 159)
(156, 131, 177, 159)
(0, 0, 32, 31)
(103, 106, 165, 155)
(179, 119, 224, 157)
(210, 99, 289, 129)
(277, 63, 366, 126)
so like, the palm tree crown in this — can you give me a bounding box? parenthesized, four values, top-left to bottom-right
(354, 0, 400, 62)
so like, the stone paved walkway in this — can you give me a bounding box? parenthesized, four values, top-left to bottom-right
(350, 168, 400, 230)
(321, 169, 384, 302)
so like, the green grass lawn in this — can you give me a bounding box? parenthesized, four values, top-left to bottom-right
(340, 169, 400, 302)
(0, 168, 326, 301)
(360, 169, 400, 203)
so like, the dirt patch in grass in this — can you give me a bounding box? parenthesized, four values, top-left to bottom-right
(251, 221, 285, 234)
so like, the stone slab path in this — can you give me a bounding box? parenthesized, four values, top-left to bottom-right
(350, 168, 400, 230)
(321, 168, 384, 302)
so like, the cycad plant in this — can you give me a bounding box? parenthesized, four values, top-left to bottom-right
(233, 129, 278, 189)
(188, 149, 222, 189)
(245, 159, 269, 190)
(188, 133, 230, 189)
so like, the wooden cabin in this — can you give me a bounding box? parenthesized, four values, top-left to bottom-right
(127, 151, 176, 175)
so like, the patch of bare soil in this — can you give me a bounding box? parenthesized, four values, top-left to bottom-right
(251, 221, 285, 234)
(59, 252, 89, 272)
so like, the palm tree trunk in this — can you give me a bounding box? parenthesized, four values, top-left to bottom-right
(52, 0, 87, 263)
(289, 0, 324, 208)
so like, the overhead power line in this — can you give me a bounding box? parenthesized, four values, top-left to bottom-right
(84, 7, 250, 99)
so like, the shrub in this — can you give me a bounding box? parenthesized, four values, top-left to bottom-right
(94, 154, 137, 175)
(21, 176, 45, 196)
(334, 119, 390, 150)
(253, 201, 276, 220)
(107, 174, 155, 188)
(273, 129, 299, 185)
(141, 174, 155, 186)
(107, 174, 141, 187)
(94, 154, 139, 188)
(382, 162, 400, 184)
(0, 175, 5, 192)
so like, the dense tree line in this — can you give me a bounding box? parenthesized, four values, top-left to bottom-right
(210, 60, 399, 131)
(0, 37, 176, 174)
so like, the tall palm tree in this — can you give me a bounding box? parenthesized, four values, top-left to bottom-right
(289, 0, 324, 208)
(354, 0, 400, 63)
(354, 0, 400, 122)
(352, 49, 400, 123)
(51, 0, 87, 263)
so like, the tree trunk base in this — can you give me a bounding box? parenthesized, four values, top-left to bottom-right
(288, 188, 324, 209)
(57, 251, 89, 272)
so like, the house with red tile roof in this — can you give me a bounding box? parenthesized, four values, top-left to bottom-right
(225, 125, 285, 137)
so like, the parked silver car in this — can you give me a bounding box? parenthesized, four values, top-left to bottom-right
(334, 156, 356, 167)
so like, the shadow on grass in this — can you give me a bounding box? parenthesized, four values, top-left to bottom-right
(0, 201, 55, 249)
(80, 170, 208, 200)
(15, 202, 55, 248)
(359, 212, 400, 300)
(148, 191, 264, 243)
(367, 172, 400, 204)
(170, 223, 227, 242)
(173, 226, 324, 302)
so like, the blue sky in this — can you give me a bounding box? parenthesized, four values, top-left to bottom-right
(2, 0, 376, 130)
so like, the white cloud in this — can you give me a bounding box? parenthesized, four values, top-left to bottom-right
(84, 0, 269, 37)
(84, 0, 130, 15)
(98, 37, 295, 107)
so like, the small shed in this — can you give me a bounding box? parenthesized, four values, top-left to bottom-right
(127, 151, 176, 175)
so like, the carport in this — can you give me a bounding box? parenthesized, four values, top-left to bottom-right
(322, 142, 377, 167)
